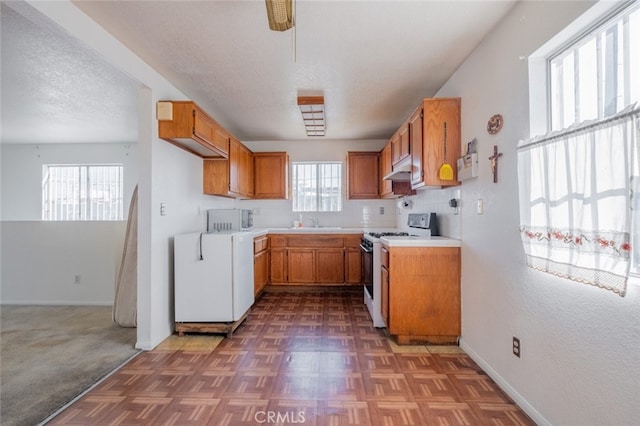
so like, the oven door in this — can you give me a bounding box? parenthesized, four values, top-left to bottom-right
(360, 242, 373, 299)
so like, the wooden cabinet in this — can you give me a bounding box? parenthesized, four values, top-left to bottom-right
(269, 235, 288, 283)
(394, 125, 410, 166)
(410, 98, 461, 188)
(288, 249, 317, 283)
(347, 152, 380, 199)
(254, 152, 289, 199)
(379, 141, 416, 199)
(253, 235, 269, 298)
(203, 138, 254, 199)
(316, 249, 345, 283)
(380, 142, 393, 197)
(381, 245, 390, 326)
(267, 233, 362, 285)
(158, 101, 229, 158)
(384, 244, 461, 344)
(344, 235, 362, 285)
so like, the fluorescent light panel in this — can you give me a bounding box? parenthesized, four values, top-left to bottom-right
(297, 96, 325, 137)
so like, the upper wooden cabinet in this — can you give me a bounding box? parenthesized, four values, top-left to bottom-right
(158, 101, 229, 158)
(410, 98, 461, 188)
(380, 141, 416, 199)
(379, 143, 393, 198)
(347, 151, 380, 199)
(203, 138, 254, 199)
(254, 152, 289, 199)
(394, 124, 410, 166)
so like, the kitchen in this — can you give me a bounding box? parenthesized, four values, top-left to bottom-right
(166, 97, 464, 345)
(1, 1, 639, 425)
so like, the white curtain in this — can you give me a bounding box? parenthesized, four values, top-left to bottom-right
(517, 105, 640, 296)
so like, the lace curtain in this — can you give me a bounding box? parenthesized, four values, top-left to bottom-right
(517, 105, 640, 296)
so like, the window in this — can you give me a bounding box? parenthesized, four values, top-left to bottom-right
(292, 162, 342, 212)
(42, 164, 124, 221)
(549, 2, 640, 131)
(519, 1, 640, 295)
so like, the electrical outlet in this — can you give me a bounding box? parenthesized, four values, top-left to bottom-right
(74, 274, 81, 284)
(379, 206, 385, 215)
(513, 336, 521, 358)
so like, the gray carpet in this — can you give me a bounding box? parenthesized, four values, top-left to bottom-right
(0, 306, 139, 426)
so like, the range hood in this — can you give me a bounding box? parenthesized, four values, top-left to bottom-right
(383, 162, 412, 181)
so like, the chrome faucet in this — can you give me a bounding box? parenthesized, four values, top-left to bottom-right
(309, 217, 319, 228)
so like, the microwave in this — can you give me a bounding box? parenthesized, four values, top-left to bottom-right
(207, 209, 253, 232)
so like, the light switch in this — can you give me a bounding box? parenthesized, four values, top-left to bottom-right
(476, 199, 484, 215)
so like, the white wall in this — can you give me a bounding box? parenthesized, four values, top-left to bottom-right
(0, 142, 138, 304)
(242, 140, 397, 229)
(1, 221, 125, 304)
(1, 143, 137, 221)
(434, 1, 640, 424)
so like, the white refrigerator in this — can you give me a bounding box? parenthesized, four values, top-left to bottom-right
(174, 231, 254, 322)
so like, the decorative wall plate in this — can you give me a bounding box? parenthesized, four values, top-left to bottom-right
(487, 114, 503, 134)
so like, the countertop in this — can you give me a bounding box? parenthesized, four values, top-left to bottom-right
(259, 227, 367, 235)
(380, 236, 461, 248)
(250, 228, 461, 247)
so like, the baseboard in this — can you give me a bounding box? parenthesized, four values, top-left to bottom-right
(459, 338, 551, 426)
(0, 300, 112, 306)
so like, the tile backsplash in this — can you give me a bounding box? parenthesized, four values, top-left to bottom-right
(238, 198, 397, 229)
(236, 187, 461, 237)
(396, 187, 462, 239)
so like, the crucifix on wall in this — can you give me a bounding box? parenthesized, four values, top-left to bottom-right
(488, 145, 503, 183)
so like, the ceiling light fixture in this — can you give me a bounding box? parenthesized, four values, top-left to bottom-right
(298, 96, 325, 137)
(265, 0, 294, 31)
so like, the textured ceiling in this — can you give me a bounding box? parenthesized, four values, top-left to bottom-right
(2, 0, 518, 144)
(0, 2, 140, 144)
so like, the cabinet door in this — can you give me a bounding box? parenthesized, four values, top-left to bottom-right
(212, 124, 230, 156)
(240, 143, 254, 197)
(254, 250, 269, 297)
(203, 159, 229, 196)
(347, 152, 379, 199)
(193, 109, 213, 144)
(409, 107, 424, 186)
(228, 138, 241, 195)
(288, 249, 316, 283)
(270, 249, 287, 283)
(379, 142, 393, 198)
(344, 248, 362, 284)
(316, 249, 345, 283)
(390, 132, 401, 165)
(397, 125, 410, 165)
(254, 153, 289, 199)
(381, 265, 389, 327)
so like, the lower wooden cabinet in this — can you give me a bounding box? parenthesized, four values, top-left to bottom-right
(268, 234, 362, 285)
(288, 249, 316, 283)
(316, 249, 345, 283)
(383, 244, 461, 344)
(253, 235, 269, 298)
(344, 235, 362, 284)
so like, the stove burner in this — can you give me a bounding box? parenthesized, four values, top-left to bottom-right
(367, 232, 410, 238)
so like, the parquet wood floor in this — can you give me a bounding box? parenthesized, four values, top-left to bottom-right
(48, 290, 535, 425)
